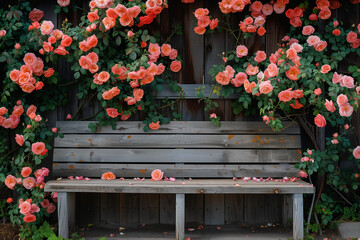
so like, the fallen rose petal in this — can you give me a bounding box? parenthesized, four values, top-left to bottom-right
(187, 228, 195, 231)
(120, 178, 124, 180)
(68, 176, 74, 180)
(75, 176, 83, 180)
(84, 177, 91, 181)
(233, 177, 237, 180)
(169, 177, 176, 182)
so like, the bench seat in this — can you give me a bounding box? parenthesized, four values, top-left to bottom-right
(45, 121, 313, 240)
(45, 179, 314, 194)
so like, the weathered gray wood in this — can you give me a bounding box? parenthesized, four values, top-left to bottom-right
(293, 194, 304, 240)
(225, 194, 244, 224)
(119, 193, 139, 227)
(176, 194, 185, 240)
(282, 194, 293, 228)
(68, 192, 76, 229)
(205, 194, 225, 225)
(58, 192, 69, 239)
(52, 163, 299, 178)
(157, 84, 240, 99)
(55, 134, 301, 149)
(44, 179, 315, 194)
(140, 194, 159, 224)
(53, 149, 301, 164)
(159, 194, 175, 225)
(56, 121, 300, 134)
(264, 195, 281, 224)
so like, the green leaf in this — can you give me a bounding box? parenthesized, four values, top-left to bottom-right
(74, 72, 80, 79)
(129, 51, 137, 60)
(327, 164, 335, 172)
(115, 36, 122, 46)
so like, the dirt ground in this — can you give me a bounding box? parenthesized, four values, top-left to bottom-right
(0, 223, 19, 240)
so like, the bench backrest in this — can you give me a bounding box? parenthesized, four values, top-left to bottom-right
(52, 121, 301, 178)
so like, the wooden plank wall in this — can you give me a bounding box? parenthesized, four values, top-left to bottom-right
(33, 0, 360, 229)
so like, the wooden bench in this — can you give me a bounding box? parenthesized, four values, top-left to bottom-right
(45, 121, 314, 240)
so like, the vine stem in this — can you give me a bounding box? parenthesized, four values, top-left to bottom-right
(71, 92, 97, 121)
(329, 185, 353, 206)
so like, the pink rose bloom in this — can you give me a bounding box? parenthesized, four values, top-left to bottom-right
(52, 128, 58, 133)
(331, 139, 339, 144)
(23, 177, 36, 190)
(307, 35, 321, 46)
(210, 113, 217, 119)
(332, 72, 342, 84)
(262, 115, 269, 124)
(36, 176, 45, 185)
(259, 81, 273, 94)
(46, 203, 56, 214)
(356, 86, 360, 95)
(314, 114, 326, 127)
(264, 63, 278, 78)
(337, 94, 348, 107)
(353, 146, 360, 159)
(340, 75, 354, 89)
(40, 21, 54, 35)
(333, 20, 339, 27)
(299, 171, 308, 178)
(20, 201, 32, 215)
(290, 43, 303, 53)
(57, 0, 70, 7)
(325, 99, 336, 112)
(344, 124, 350, 130)
(262, 4, 273, 16)
(346, 31, 358, 43)
(246, 64, 259, 75)
(302, 25, 315, 35)
(15, 134, 24, 146)
(0, 30, 7, 37)
(254, 50, 266, 63)
(339, 103, 353, 117)
(40, 199, 50, 208)
(236, 45, 248, 58)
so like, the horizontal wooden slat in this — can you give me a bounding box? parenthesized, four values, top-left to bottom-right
(52, 163, 299, 178)
(57, 121, 300, 134)
(55, 134, 301, 149)
(53, 149, 301, 163)
(44, 179, 314, 194)
(156, 84, 240, 99)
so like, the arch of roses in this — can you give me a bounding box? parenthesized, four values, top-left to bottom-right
(0, 0, 360, 238)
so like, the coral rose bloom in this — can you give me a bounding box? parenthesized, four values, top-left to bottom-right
(98, 71, 110, 83)
(353, 146, 360, 159)
(254, 50, 266, 63)
(321, 64, 331, 74)
(15, 134, 24, 146)
(5, 175, 16, 189)
(21, 167, 32, 178)
(161, 44, 172, 56)
(23, 214, 36, 223)
(306, 35, 320, 46)
(151, 169, 164, 181)
(101, 171, 116, 180)
(106, 108, 120, 118)
(325, 99, 336, 112)
(216, 72, 230, 85)
(314, 114, 326, 127)
(149, 121, 160, 130)
(286, 65, 301, 80)
(170, 61, 182, 72)
(278, 90, 294, 102)
(302, 25, 315, 35)
(31, 142, 46, 155)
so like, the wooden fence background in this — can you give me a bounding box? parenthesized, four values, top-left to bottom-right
(29, 0, 360, 228)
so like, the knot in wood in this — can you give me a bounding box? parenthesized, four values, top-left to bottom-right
(274, 189, 279, 194)
(199, 188, 205, 194)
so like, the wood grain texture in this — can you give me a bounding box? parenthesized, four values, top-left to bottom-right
(44, 179, 315, 194)
(293, 194, 304, 240)
(53, 149, 301, 164)
(160, 194, 175, 225)
(58, 192, 69, 239)
(52, 163, 300, 178)
(176, 194, 185, 240)
(225, 194, 244, 224)
(185, 195, 204, 224)
(56, 121, 300, 134)
(55, 134, 301, 149)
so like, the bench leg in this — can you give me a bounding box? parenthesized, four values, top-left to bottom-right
(293, 194, 304, 240)
(58, 192, 75, 239)
(176, 194, 185, 240)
